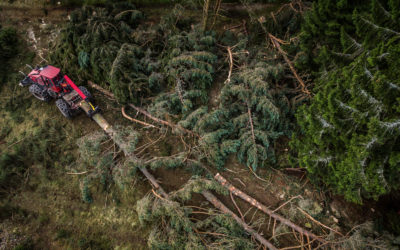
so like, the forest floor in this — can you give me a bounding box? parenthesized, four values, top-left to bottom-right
(0, 3, 383, 249)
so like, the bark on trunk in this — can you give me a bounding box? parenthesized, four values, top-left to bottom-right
(202, 190, 278, 250)
(214, 173, 326, 244)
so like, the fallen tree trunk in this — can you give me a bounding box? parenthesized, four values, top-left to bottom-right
(88, 81, 115, 99)
(85, 81, 197, 136)
(81, 88, 275, 248)
(80, 100, 168, 198)
(214, 173, 326, 244)
(202, 190, 278, 250)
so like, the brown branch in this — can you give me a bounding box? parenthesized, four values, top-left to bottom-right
(128, 103, 198, 137)
(296, 207, 344, 237)
(202, 190, 277, 250)
(231, 191, 245, 221)
(214, 173, 326, 244)
(66, 171, 89, 175)
(247, 105, 256, 143)
(121, 106, 156, 128)
(272, 195, 301, 213)
(226, 46, 233, 84)
(267, 34, 311, 97)
(247, 165, 270, 183)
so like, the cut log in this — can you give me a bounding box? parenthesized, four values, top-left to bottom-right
(214, 173, 326, 244)
(87, 81, 115, 99)
(202, 190, 278, 250)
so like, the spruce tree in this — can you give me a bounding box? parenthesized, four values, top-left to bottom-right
(292, 0, 400, 203)
(180, 47, 294, 170)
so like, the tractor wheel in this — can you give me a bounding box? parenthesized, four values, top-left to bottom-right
(79, 86, 93, 102)
(29, 84, 52, 102)
(56, 99, 72, 119)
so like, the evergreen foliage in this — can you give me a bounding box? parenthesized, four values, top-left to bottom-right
(76, 127, 140, 201)
(49, 3, 161, 104)
(148, 26, 218, 118)
(50, 3, 219, 108)
(181, 48, 294, 170)
(292, 0, 400, 203)
(136, 178, 255, 249)
(298, 0, 368, 71)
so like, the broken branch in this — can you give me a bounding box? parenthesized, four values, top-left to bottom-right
(128, 103, 198, 137)
(121, 106, 156, 128)
(267, 34, 311, 96)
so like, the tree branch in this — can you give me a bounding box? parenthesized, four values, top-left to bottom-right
(121, 106, 156, 128)
(268, 33, 311, 97)
(247, 105, 256, 144)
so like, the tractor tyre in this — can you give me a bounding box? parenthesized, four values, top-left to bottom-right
(29, 84, 52, 102)
(79, 86, 93, 102)
(56, 99, 72, 119)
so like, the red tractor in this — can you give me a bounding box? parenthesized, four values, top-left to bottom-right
(19, 65, 100, 118)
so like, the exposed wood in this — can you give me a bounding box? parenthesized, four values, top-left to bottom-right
(268, 33, 311, 96)
(121, 106, 156, 128)
(202, 190, 278, 250)
(66, 171, 89, 175)
(202, 0, 211, 30)
(226, 46, 233, 83)
(87, 81, 115, 99)
(214, 173, 326, 244)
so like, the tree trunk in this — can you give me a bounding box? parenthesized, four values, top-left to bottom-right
(202, 190, 278, 250)
(214, 173, 326, 244)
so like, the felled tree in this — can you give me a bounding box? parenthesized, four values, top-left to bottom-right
(49, 3, 164, 104)
(148, 26, 218, 118)
(136, 178, 255, 249)
(291, 0, 400, 203)
(180, 49, 293, 170)
(75, 127, 140, 202)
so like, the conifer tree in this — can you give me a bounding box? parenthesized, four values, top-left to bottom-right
(180, 46, 294, 170)
(49, 3, 163, 104)
(148, 26, 218, 118)
(292, 0, 400, 203)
